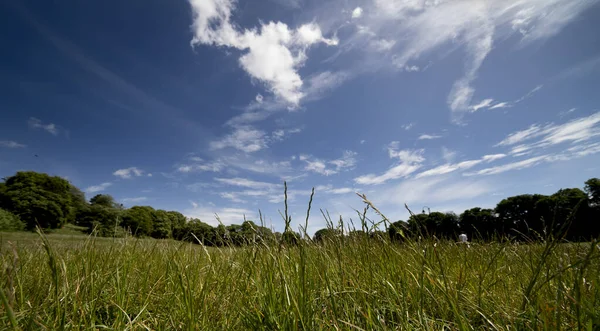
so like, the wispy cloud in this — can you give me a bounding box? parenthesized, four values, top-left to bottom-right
(468, 141, 600, 176)
(122, 197, 148, 203)
(177, 156, 225, 173)
(299, 150, 357, 176)
(355, 144, 424, 185)
(496, 112, 600, 155)
(210, 126, 268, 153)
(470, 99, 494, 112)
(415, 153, 505, 179)
(352, 7, 363, 19)
(0, 140, 26, 148)
(85, 182, 112, 194)
(214, 177, 280, 190)
(113, 167, 145, 179)
(418, 134, 442, 140)
(28, 117, 59, 135)
(401, 123, 415, 130)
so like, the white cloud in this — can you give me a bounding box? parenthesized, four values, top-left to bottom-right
(300, 150, 357, 176)
(85, 182, 112, 194)
(418, 134, 442, 140)
(215, 177, 279, 190)
(113, 167, 144, 179)
(414, 153, 507, 179)
(188, 0, 337, 105)
(329, 150, 358, 170)
(220, 192, 247, 203)
(470, 98, 494, 112)
(352, 7, 363, 19)
(467, 155, 547, 175)
(0, 140, 26, 148)
(28, 117, 59, 135)
(338, 0, 592, 118)
(177, 158, 225, 173)
(369, 175, 493, 209)
(403, 65, 420, 72)
(210, 126, 268, 153)
(255, 94, 264, 103)
(355, 146, 424, 185)
(496, 112, 600, 154)
(147, 173, 153, 177)
(122, 197, 148, 203)
(370, 39, 396, 52)
(489, 102, 510, 110)
(482, 154, 507, 162)
(415, 160, 482, 178)
(401, 123, 415, 130)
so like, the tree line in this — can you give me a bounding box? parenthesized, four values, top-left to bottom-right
(384, 178, 600, 242)
(0, 171, 298, 245)
(1, 171, 599, 243)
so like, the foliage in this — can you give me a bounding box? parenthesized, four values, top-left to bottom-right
(0, 172, 76, 229)
(0, 208, 25, 231)
(313, 228, 342, 242)
(121, 206, 155, 237)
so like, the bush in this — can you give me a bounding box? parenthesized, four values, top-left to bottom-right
(0, 208, 26, 231)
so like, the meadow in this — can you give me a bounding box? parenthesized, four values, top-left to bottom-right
(1, 226, 599, 330)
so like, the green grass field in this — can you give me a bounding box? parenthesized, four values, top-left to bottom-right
(1, 229, 599, 330)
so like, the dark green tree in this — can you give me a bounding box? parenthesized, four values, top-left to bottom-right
(495, 194, 546, 239)
(585, 178, 600, 206)
(0, 171, 76, 229)
(388, 220, 408, 242)
(313, 228, 342, 243)
(122, 206, 155, 237)
(459, 208, 497, 240)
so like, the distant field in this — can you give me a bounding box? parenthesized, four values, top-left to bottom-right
(1, 230, 599, 330)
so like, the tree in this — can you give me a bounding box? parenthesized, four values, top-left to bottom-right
(585, 178, 600, 206)
(152, 210, 173, 239)
(80, 204, 123, 237)
(0, 171, 76, 229)
(535, 188, 592, 240)
(122, 206, 155, 236)
(495, 194, 546, 239)
(460, 208, 497, 240)
(388, 221, 408, 242)
(314, 228, 341, 243)
(90, 194, 119, 209)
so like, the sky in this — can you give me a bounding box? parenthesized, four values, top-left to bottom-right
(1, 0, 600, 234)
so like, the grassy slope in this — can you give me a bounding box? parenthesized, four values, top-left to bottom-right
(0, 230, 599, 330)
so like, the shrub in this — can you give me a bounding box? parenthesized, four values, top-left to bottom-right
(0, 207, 26, 231)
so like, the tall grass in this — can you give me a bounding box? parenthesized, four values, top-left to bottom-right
(1, 224, 599, 330)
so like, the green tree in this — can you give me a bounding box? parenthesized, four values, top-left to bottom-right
(535, 188, 590, 240)
(0, 171, 75, 229)
(388, 221, 407, 242)
(152, 210, 173, 239)
(0, 208, 25, 231)
(122, 206, 155, 237)
(585, 178, 600, 206)
(459, 208, 497, 240)
(90, 194, 119, 208)
(314, 228, 342, 243)
(495, 194, 546, 239)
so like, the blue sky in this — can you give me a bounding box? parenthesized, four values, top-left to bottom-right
(1, 0, 600, 233)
